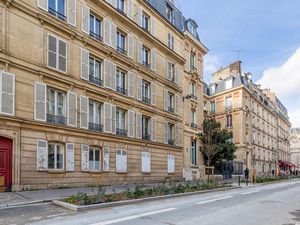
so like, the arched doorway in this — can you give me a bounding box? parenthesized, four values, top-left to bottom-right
(0, 137, 12, 191)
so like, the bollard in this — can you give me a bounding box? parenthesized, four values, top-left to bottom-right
(238, 176, 240, 187)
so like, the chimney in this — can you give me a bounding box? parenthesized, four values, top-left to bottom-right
(246, 72, 252, 80)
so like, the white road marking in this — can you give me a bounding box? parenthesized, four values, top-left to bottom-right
(0, 202, 49, 210)
(30, 216, 42, 220)
(90, 208, 176, 225)
(47, 213, 67, 218)
(196, 196, 233, 205)
(241, 190, 260, 195)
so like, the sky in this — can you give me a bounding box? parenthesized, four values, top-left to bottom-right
(175, 0, 300, 127)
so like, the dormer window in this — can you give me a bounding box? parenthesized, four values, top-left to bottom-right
(210, 84, 216, 95)
(225, 78, 233, 90)
(187, 20, 198, 38)
(166, 4, 174, 24)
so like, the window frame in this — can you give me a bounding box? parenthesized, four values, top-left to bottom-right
(48, 0, 66, 21)
(89, 147, 101, 172)
(89, 100, 103, 127)
(191, 140, 197, 165)
(89, 55, 103, 85)
(46, 87, 67, 118)
(226, 114, 233, 128)
(48, 143, 64, 171)
(47, 34, 67, 73)
(90, 14, 102, 41)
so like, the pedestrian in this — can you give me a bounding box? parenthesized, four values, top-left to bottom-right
(244, 168, 249, 180)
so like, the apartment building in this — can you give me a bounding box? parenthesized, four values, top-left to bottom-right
(290, 128, 300, 171)
(205, 61, 291, 177)
(0, 0, 208, 191)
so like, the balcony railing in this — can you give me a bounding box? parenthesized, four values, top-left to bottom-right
(89, 122, 103, 132)
(117, 47, 127, 55)
(168, 139, 175, 145)
(89, 75, 103, 87)
(168, 106, 175, 113)
(90, 31, 103, 42)
(116, 128, 127, 137)
(225, 105, 233, 111)
(116, 86, 127, 95)
(142, 133, 151, 141)
(116, 7, 126, 15)
(142, 96, 151, 104)
(142, 61, 151, 68)
(48, 8, 67, 21)
(190, 65, 197, 73)
(47, 114, 66, 125)
(191, 123, 197, 129)
(190, 94, 197, 101)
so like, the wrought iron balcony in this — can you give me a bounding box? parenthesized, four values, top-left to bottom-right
(116, 128, 127, 137)
(168, 106, 175, 113)
(47, 114, 66, 125)
(191, 123, 197, 129)
(48, 8, 67, 21)
(88, 122, 103, 132)
(142, 61, 151, 68)
(142, 133, 151, 141)
(190, 65, 197, 73)
(168, 139, 175, 145)
(116, 86, 127, 95)
(90, 31, 103, 42)
(89, 75, 103, 87)
(190, 94, 198, 101)
(117, 47, 127, 55)
(142, 96, 151, 104)
(117, 7, 126, 15)
(225, 105, 233, 111)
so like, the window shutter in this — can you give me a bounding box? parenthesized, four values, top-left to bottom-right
(150, 49, 156, 71)
(128, 72, 135, 98)
(111, 0, 117, 8)
(34, 82, 46, 121)
(111, 23, 117, 49)
(164, 89, 168, 111)
(47, 35, 57, 69)
(104, 103, 112, 133)
(58, 39, 67, 72)
(80, 48, 89, 80)
(150, 82, 156, 106)
(167, 61, 172, 80)
(150, 17, 155, 36)
(81, 4, 90, 34)
(81, 144, 89, 171)
(151, 117, 156, 142)
(80, 95, 89, 129)
(175, 94, 179, 114)
(136, 40, 142, 63)
(122, 150, 127, 172)
(174, 65, 179, 85)
(37, 0, 48, 11)
(103, 18, 111, 46)
(136, 6, 142, 26)
(66, 143, 75, 171)
(37, 140, 48, 171)
(164, 121, 168, 144)
(175, 123, 180, 146)
(67, 92, 77, 127)
(136, 76, 142, 101)
(0, 72, 15, 116)
(127, 34, 134, 59)
(136, 112, 142, 139)
(116, 149, 122, 172)
(127, 0, 133, 19)
(128, 110, 135, 138)
(111, 104, 116, 134)
(168, 155, 175, 173)
(110, 62, 116, 91)
(103, 147, 110, 171)
(142, 152, 151, 173)
(104, 60, 111, 89)
(67, 0, 76, 27)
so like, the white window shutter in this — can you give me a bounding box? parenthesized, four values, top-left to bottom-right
(127, 0, 133, 19)
(47, 35, 57, 69)
(175, 65, 179, 85)
(58, 39, 67, 72)
(110, 63, 116, 91)
(80, 95, 89, 129)
(37, 140, 48, 171)
(136, 40, 142, 63)
(103, 147, 110, 171)
(151, 117, 156, 142)
(0, 72, 15, 116)
(116, 149, 122, 172)
(81, 4, 90, 34)
(34, 82, 46, 121)
(136, 112, 142, 139)
(66, 143, 75, 171)
(142, 152, 151, 173)
(167, 61, 172, 80)
(103, 18, 111, 46)
(80, 48, 89, 80)
(150, 17, 155, 36)
(136, 6, 142, 26)
(168, 155, 175, 173)
(37, 0, 48, 11)
(111, 23, 117, 49)
(104, 60, 111, 89)
(128, 72, 135, 98)
(164, 89, 168, 111)
(104, 103, 112, 133)
(67, 92, 77, 127)
(128, 110, 135, 138)
(81, 144, 89, 171)
(111, 104, 116, 134)
(175, 94, 179, 115)
(151, 49, 156, 71)
(175, 123, 180, 146)
(111, 0, 117, 8)
(164, 121, 168, 144)
(136, 76, 142, 101)
(67, 0, 76, 27)
(150, 82, 156, 106)
(127, 34, 134, 59)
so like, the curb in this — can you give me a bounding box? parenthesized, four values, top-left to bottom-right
(0, 200, 50, 209)
(53, 186, 240, 211)
(258, 178, 300, 186)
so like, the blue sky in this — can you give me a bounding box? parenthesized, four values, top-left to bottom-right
(175, 0, 300, 127)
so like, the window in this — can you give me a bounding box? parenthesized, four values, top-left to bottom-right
(47, 35, 67, 72)
(117, 31, 126, 54)
(226, 114, 233, 128)
(89, 101, 103, 132)
(191, 140, 197, 165)
(48, 143, 64, 170)
(210, 84, 216, 95)
(142, 46, 150, 67)
(116, 70, 127, 95)
(142, 116, 150, 140)
(117, 0, 125, 13)
(166, 4, 174, 24)
(89, 147, 101, 171)
(116, 108, 126, 136)
(46, 88, 66, 125)
(90, 15, 102, 41)
(190, 109, 197, 128)
(210, 101, 216, 113)
(142, 13, 149, 31)
(225, 78, 233, 90)
(167, 62, 175, 82)
(168, 33, 174, 50)
(187, 22, 197, 37)
(168, 123, 175, 145)
(167, 92, 174, 113)
(141, 151, 151, 173)
(142, 80, 150, 104)
(89, 56, 103, 86)
(167, 155, 175, 173)
(225, 97, 233, 111)
(190, 81, 197, 100)
(116, 149, 127, 173)
(48, 0, 66, 20)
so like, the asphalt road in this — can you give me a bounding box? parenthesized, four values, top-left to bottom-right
(1, 180, 300, 225)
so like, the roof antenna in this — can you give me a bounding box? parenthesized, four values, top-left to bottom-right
(233, 49, 242, 61)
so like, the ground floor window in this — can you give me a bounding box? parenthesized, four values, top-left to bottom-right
(89, 147, 101, 171)
(191, 140, 197, 165)
(48, 143, 64, 170)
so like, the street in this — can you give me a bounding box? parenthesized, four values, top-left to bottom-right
(1, 180, 300, 225)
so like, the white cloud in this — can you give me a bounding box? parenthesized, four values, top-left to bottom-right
(290, 108, 300, 128)
(204, 53, 221, 82)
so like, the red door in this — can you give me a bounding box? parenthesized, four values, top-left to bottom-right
(0, 137, 12, 191)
